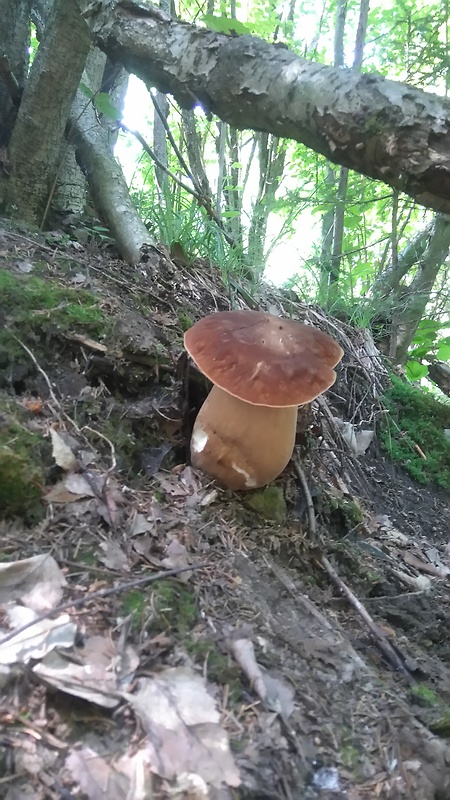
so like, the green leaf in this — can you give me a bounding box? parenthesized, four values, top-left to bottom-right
(436, 344, 450, 361)
(79, 82, 94, 100)
(222, 210, 240, 219)
(93, 93, 121, 121)
(409, 345, 431, 360)
(405, 360, 428, 381)
(201, 15, 250, 35)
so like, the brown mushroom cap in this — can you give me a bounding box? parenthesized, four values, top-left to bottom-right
(184, 310, 344, 407)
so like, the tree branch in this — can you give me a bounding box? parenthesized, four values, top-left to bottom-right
(77, 0, 450, 214)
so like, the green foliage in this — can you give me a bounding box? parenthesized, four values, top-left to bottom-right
(131, 184, 250, 286)
(185, 638, 243, 698)
(408, 319, 450, 368)
(201, 15, 251, 35)
(122, 590, 147, 628)
(405, 360, 428, 381)
(79, 84, 121, 121)
(117, 0, 450, 338)
(380, 376, 450, 488)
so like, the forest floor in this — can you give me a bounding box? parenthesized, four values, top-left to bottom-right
(1, 216, 450, 800)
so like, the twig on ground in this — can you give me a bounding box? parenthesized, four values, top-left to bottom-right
(320, 556, 412, 679)
(293, 456, 317, 542)
(82, 425, 117, 473)
(13, 338, 117, 472)
(14, 337, 61, 408)
(0, 563, 207, 647)
(295, 455, 412, 679)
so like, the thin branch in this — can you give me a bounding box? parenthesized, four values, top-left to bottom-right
(294, 452, 412, 679)
(0, 563, 207, 647)
(293, 456, 317, 543)
(120, 121, 235, 246)
(320, 556, 412, 679)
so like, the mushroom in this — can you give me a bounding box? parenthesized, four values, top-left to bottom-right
(184, 310, 343, 490)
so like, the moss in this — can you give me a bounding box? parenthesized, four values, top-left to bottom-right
(244, 485, 287, 522)
(410, 683, 440, 707)
(153, 582, 198, 633)
(0, 412, 46, 524)
(328, 494, 363, 527)
(0, 268, 110, 366)
(121, 581, 198, 634)
(185, 639, 243, 701)
(429, 711, 450, 737)
(178, 311, 194, 332)
(122, 590, 147, 628)
(380, 376, 450, 488)
(77, 550, 98, 567)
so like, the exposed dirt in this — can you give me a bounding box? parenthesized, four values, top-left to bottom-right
(1, 218, 450, 800)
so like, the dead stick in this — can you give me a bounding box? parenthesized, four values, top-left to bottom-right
(0, 563, 206, 647)
(293, 456, 317, 542)
(294, 456, 411, 679)
(320, 556, 411, 678)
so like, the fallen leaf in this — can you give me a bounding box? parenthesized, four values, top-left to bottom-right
(33, 635, 138, 707)
(231, 638, 294, 717)
(44, 481, 82, 504)
(161, 537, 190, 579)
(15, 259, 34, 273)
(129, 667, 240, 788)
(0, 554, 67, 610)
(64, 473, 96, 496)
(50, 428, 78, 471)
(0, 607, 76, 665)
(66, 746, 151, 800)
(98, 539, 130, 571)
(129, 512, 154, 537)
(71, 272, 88, 284)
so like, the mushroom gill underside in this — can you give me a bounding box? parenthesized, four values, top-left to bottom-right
(190, 385, 298, 490)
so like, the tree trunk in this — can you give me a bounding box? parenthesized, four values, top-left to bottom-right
(324, 0, 369, 306)
(153, 92, 169, 191)
(180, 109, 212, 201)
(6, 0, 91, 224)
(77, 0, 450, 215)
(152, 0, 170, 192)
(0, 0, 31, 148)
(391, 214, 450, 364)
(55, 47, 107, 215)
(247, 134, 286, 273)
(69, 86, 154, 264)
(428, 362, 450, 397)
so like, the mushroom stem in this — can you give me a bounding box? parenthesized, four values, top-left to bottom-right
(190, 385, 298, 490)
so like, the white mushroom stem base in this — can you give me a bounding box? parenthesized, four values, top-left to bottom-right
(190, 385, 298, 490)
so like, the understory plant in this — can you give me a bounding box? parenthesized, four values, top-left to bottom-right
(380, 376, 450, 488)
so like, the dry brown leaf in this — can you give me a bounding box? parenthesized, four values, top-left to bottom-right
(231, 638, 294, 717)
(0, 554, 67, 610)
(161, 537, 190, 579)
(33, 635, 138, 707)
(65, 746, 151, 800)
(50, 428, 78, 471)
(0, 607, 76, 666)
(98, 539, 130, 571)
(129, 667, 240, 788)
(64, 473, 96, 496)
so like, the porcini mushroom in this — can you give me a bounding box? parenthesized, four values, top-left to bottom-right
(184, 310, 343, 490)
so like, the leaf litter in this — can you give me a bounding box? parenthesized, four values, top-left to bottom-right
(1, 237, 450, 799)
